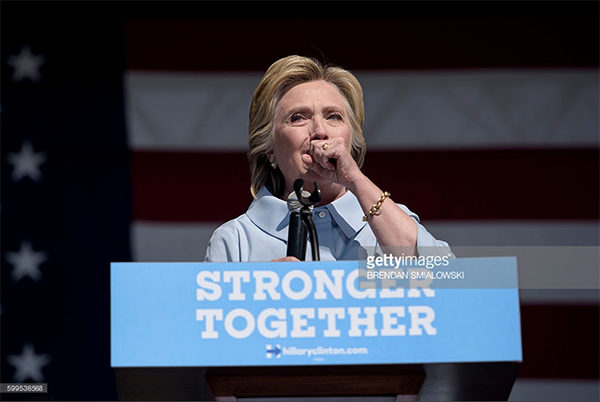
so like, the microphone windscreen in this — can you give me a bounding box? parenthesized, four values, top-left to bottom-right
(287, 190, 310, 212)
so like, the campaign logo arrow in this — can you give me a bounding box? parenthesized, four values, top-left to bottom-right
(265, 344, 281, 359)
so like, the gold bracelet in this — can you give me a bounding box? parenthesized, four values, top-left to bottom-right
(363, 191, 391, 221)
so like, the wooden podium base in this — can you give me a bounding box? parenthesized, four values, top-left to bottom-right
(205, 365, 425, 401)
(115, 367, 214, 401)
(115, 362, 519, 401)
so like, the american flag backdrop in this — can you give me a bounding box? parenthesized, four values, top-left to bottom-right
(1, 1, 598, 401)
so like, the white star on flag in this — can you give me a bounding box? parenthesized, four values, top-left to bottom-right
(7, 141, 47, 182)
(6, 241, 48, 282)
(7, 46, 45, 82)
(7, 343, 51, 382)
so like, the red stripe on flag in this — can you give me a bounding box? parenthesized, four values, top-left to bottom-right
(131, 151, 253, 223)
(131, 148, 598, 222)
(519, 304, 599, 379)
(362, 148, 599, 222)
(125, 8, 598, 71)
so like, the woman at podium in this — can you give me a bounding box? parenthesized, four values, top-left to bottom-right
(205, 55, 451, 262)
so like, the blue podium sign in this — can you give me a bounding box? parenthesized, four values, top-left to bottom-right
(111, 258, 522, 367)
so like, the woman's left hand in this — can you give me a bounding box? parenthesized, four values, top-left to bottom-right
(303, 138, 363, 189)
(304, 137, 418, 254)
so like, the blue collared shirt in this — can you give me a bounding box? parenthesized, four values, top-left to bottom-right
(205, 187, 451, 262)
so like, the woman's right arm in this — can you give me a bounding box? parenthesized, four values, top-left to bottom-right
(204, 225, 240, 262)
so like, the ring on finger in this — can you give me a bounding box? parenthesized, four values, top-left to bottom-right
(322, 143, 329, 150)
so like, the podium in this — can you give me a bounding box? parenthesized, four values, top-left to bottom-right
(114, 362, 519, 401)
(205, 364, 426, 400)
(111, 259, 522, 400)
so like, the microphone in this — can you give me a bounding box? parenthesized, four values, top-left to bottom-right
(286, 179, 321, 261)
(286, 188, 309, 260)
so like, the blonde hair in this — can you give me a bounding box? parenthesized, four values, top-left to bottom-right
(248, 55, 366, 198)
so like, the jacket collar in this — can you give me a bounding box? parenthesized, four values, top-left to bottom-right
(246, 186, 368, 242)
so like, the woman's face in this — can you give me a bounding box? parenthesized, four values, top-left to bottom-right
(270, 80, 353, 196)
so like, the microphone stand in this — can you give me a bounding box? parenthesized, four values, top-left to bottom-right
(286, 179, 321, 261)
